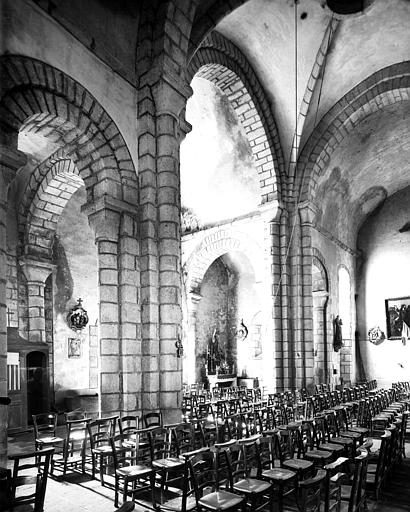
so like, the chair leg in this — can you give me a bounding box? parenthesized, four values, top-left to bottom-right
(114, 476, 119, 507)
(99, 454, 105, 486)
(123, 478, 129, 504)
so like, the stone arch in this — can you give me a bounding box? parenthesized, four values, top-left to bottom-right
(0, 55, 137, 206)
(311, 248, 330, 294)
(296, 61, 410, 204)
(184, 228, 262, 295)
(188, 31, 284, 203)
(19, 151, 83, 259)
(311, 249, 331, 387)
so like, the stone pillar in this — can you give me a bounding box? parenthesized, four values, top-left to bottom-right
(0, 144, 26, 465)
(295, 202, 317, 390)
(312, 290, 329, 389)
(138, 74, 192, 423)
(185, 292, 201, 386)
(83, 197, 140, 417)
(260, 202, 283, 393)
(20, 259, 54, 344)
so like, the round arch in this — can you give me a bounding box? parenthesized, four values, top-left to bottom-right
(187, 31, 284, 203)
(184, 227, 263, 295)
(21, 153, 83, 260)
(0, 55, 137, 207)
(295, 61, 410, 204)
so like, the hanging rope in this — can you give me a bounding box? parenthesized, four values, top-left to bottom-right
(272, 9, 336, 307)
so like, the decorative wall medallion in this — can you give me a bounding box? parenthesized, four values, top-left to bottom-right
(368, 326, 386, 345)
(68, 337, 82, 358)
(175, 336, 184, 358)
(236, 319, 248, 340)
(67, 298, 89, 332)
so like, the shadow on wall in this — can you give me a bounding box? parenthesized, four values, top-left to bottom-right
(54, 385, 98, 420)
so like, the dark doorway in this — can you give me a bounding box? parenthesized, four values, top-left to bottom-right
(26, 351, 47, 424)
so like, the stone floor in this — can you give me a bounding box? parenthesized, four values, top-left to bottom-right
(5, 429, 410, 512)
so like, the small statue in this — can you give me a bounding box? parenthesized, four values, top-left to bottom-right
(207, 329, 221, 374)
(333, 315, 343, 352)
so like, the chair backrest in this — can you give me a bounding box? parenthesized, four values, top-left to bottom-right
(119, 414, 140, 435)
(110, 432, 140, 470)
(238, 435, 262, 477)
(347, 450, 368, 512)
(143, 411, 163, 428)
(259, 433, 281, 471)
(168, 422, 193, 456)
(65, 417, 91, 443)
(296, 469, 326, 512)
(8, 448, 54, 511)
(323, 457, 349, 512)
(89, 416, 117, 437)
(187, 447, 217, 498)
(149, 426, 171, 460)
(32, 412, 58, 439)
(373, 431, 391, 488)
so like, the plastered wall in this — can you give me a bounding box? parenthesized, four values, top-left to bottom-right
(357, 185, 410, 388)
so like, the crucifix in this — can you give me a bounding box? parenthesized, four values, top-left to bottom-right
(7, 308, 14, 326)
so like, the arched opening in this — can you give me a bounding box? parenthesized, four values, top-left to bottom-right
(312, 257, 329, 386)
(187, 249, 261, 390)
(2, 56, 138, 430)
(26, 351, 47, 423)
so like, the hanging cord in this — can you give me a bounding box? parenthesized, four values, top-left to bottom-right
(272, 9, 335, 306)
(272, 0, 299, 306)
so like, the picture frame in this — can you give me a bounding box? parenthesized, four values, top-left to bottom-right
(385, 296, 410, 339)
(68, 337, 82, 358)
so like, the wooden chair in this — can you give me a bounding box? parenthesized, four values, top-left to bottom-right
(229, 437, 273, 512)
(150, 426, 185, 496)
(299, 420, 333, 468)
(110, 431, 155, 508)
(277, 427, 314, 479)
(32, 412, 65, 473)
(154, 453, 196, 512)
(340, 450, 368, 512)
(87, 417, 118, 485)
(258, 434, 298, 512)
(8, 447, 54, 512)
(53, 415, 91, 475)
(282, 469, 327, 512)
(191, 446, 245, 512)
(366, 430, 391, 500)
(322, 457, 348, 512)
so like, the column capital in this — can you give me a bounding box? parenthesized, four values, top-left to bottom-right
(82, 196, 137, 242)
(312, 290, 329, 309)
(19, 258, 54, 283)
(0, 145, 27, 186)
(258, 200, 283, 222)
(298, 200, 319, 225)
(188, 292, 202, 312)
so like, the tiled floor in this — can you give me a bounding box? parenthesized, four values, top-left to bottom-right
(5, 429, 410, 512)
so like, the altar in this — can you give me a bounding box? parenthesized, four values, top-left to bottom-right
(208, 374, 237, 389)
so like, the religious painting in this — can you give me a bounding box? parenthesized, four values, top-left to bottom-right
(68, 337, 82, 358)
(385, 296, 410, 339)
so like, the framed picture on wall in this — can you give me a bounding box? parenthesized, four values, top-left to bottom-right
(68, 337, 82, 358)
(385, 296, 410, 339)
